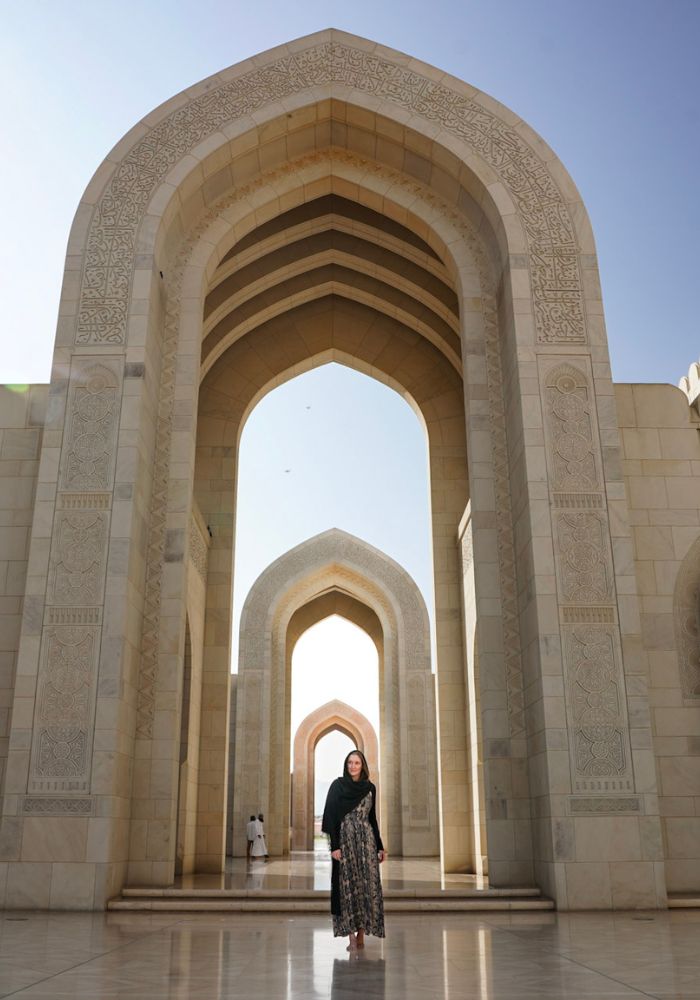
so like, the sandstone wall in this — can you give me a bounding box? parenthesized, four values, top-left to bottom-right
(617, 382, 700, 891)
(0, 386, 47, 800)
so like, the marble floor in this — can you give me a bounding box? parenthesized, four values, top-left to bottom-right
(1, 908, 699, 998)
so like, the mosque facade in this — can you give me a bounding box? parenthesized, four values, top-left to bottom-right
(0, 30, 699, 910)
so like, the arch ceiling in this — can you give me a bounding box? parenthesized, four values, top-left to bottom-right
(202, 192, 461, 376)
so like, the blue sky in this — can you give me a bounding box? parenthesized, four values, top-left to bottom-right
(1, 3, 698, 737)
(2, 0, 698, 386)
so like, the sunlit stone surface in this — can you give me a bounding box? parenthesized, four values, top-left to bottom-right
(1, 28, 700, 913)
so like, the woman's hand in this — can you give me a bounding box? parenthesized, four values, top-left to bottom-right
(378, 850, 386, 863)
(331, 849, 342, 861)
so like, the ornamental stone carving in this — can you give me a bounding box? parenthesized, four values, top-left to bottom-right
(543, 363, 600, 493)
(76, 37, 584, 348)
(189, 515, 209, 582)
(555, 512, 613, 605)
(563, 626, 633, 793)
(48, 511, 108, 606)
(21, 797, 94, 815)
(29, 627, 99, 793)
(60, 359, 121, 491)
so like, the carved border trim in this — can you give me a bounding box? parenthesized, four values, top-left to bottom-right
(76, 41, 585, 348)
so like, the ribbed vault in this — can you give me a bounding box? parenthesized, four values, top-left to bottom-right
(200, 192, 462, 377)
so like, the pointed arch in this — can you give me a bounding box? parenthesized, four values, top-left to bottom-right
(233, 529, 439, 860)
(291, 699, 379, 851)
(3, 28, 651, 912)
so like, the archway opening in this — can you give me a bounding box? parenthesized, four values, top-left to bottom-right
(314, 730, 355, 850)
(290, 615, 380, 760)
(231, 362, 435, 670)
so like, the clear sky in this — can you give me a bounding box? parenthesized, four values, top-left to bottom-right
(2, 0, 698, 386)
(2, 2, 698, 775)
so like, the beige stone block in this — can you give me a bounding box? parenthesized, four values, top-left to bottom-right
(627, 476, 667, 509)
(666, 478, 700, 509)
(50, 862, 96, 909)
(622, 428, 661, 460)
(634, 525, 673, 560)
(664, 818, 700, 859)
(5, 861, 52, 907)
(655, 707, 700, 736)
(665, 858, 700, 892)
(564, 861, 611, 909)
(21, 817, 88, 862)
(659, 428, 700, 459)
(574, 817, 641, 861)
(610, 861, 659, 908)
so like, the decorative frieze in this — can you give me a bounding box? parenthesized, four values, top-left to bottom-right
(45, 607, 102, 626)
(562, 606, 615, 624)
(22, 796, 94, 815)
(569, 796, 641, 814)
(76, 41, 585, 348)
(552, 492, 603, 509)
(59, 493, 111, 510)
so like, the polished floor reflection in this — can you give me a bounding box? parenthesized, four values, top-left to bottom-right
(173, 854, 489, 893)
(1, 908, 699, 998)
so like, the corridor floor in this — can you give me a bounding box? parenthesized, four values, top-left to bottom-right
(1, 908, 699, 998)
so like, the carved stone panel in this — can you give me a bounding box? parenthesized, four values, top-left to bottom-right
(29, 626, 100, 793)
(554, 512, 614, 605)
(47, 511, 108, 606)
(542, 362, 600, 493)
(60, 358, 122, 492)
(562, 626, 634, 793)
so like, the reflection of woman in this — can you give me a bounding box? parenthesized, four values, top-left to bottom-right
(322, 750, 386, 949)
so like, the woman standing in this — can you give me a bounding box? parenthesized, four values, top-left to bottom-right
(322, 749, 386, 949)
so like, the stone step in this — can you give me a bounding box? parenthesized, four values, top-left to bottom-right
(120, 885, 543, 900)
(668, 894, 700, 909)
(108, 887, 554, 913)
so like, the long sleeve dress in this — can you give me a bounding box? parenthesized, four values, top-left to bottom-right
(326, 783, 385, 938)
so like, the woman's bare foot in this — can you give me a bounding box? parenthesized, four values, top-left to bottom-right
(346, 932, 357, 951)
(356, 929, 365, 949)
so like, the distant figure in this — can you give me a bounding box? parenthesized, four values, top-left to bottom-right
(246, 814, 256, 862)
(251, 812, 268, 862)
(322, 749, 385, 950)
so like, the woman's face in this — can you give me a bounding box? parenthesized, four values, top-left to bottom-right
(347, 753, 363, 781)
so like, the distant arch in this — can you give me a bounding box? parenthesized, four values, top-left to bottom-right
(232, 528, 439, 859)
(292, 699, 379, 850)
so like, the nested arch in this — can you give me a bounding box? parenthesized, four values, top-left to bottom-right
(292, 699, 379, 851)
(233, 529, 439, 859)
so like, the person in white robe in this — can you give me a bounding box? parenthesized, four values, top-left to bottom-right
(246, 815, 256, 861)
(250, 815, 268, 860)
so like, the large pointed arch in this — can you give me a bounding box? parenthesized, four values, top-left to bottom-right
(1, 30, 659, 911)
